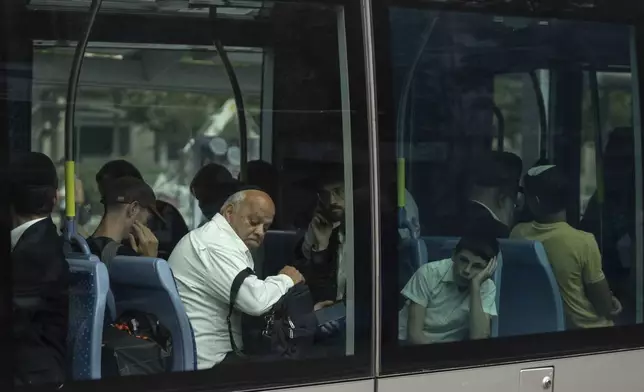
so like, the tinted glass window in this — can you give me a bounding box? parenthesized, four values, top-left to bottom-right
(377, 7, 644, 374)
(5, 1, 371, 390)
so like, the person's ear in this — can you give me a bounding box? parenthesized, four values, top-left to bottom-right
(126, 202, 140, 219)
(222, 204, 234, 220)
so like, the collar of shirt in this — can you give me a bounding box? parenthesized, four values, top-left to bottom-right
(212, 213, 249, 253)
(11, 217, 47, 250)
(470, 199, 502, 223)
(438, 259, 456, 283)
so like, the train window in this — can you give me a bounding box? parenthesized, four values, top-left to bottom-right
(31, 45, 263, 233)
(5, 1, 371, 391)
(376, 6, 644, 374)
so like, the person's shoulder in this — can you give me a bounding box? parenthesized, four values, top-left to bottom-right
(419, 258, 452, 280)
(559, 223, 596, 244)
(510, 222, 532, 238)
(192, 221, 245, 254)
(85, 236, 107, 256)
(574, 227, 600, 248)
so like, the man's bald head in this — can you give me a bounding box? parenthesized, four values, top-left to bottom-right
(220, 189, 275, 249)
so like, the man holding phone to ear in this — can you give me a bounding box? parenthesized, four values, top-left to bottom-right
(293, 169, 348, 342)
(297, 171, 346, 304)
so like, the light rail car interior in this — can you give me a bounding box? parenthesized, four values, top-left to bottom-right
(3, 0, 644, 391)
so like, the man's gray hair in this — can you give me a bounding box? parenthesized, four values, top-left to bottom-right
(220, 190, 247, 213)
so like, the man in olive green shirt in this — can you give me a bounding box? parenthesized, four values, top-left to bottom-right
(511, 165, 621, 329)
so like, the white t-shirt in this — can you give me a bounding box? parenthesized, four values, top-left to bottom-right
(398, 258, 497, 343)
(168, 213, 294, 368)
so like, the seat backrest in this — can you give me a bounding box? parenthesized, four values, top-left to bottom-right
(424, 236, 460, 262)
(67, 252, 117, 321)
(259, 230, 302, 278)
(496, 240, 565, 336)
(108, 256, 196, 372)
(398, 236, 428, 294)
(66, 255, 110, 381)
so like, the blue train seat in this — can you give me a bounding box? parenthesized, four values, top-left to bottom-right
(108, 256, 197, 372)
(259, 230, 302, 278)
(496, 240, 565, 336)
(66, 255, 110, 380)
(398, 236, 428, 296)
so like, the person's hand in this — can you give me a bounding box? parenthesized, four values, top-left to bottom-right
(279, 265, 305, 285)
(314, 300, 335, 311)
(471, 256, 498, 288)
(129, 221, 159, 258)
(311, 212, 334, 250)
(609, 296, 623, 317)
(319, 320, 342, 336)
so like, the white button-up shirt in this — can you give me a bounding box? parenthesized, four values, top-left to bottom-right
(168, 213, 294, 368)
(398, 258, 497, 343)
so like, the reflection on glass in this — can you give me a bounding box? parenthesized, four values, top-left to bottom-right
(391, 9, 640, 345)
(31, 45, 263, 232)
(21, 1, 366, 386)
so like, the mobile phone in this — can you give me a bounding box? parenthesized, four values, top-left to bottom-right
(314, 302, 346, 327)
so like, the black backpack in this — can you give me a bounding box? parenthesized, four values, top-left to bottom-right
(228, 268, 317, 360)
(102, 310, 173, 377)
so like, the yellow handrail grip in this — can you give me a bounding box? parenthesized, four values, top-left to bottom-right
(397, 157, 405, 208)
(65, 161, 76, 217)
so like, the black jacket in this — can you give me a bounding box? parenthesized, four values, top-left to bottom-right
(12, 218, 69, 386)
(294, 227, 342, 303)
(449, 201, 511, 239)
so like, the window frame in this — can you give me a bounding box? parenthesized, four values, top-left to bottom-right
(372, 0, 644, 376)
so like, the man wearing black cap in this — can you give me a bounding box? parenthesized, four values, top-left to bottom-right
(87, 176, 162, 263)
(95, 159, 143, 198)
(9, 152, 69, 386)
(453, 151, 523, 239)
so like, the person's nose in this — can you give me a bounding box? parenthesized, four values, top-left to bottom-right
(255, 225, 266, 238)
(463, 263, 472, 276)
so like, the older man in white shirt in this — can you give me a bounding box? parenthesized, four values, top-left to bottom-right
(168, 187, 304, 368)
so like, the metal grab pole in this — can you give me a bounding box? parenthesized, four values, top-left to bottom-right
(209, 7, 249, 182)
(63, 0, 103, 239)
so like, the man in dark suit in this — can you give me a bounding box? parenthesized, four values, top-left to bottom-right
(9, 152, 69, 386)
(454, 151, 523, 239)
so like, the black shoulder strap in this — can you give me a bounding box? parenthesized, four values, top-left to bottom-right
(100, 240, 121, 267)
(228, 267, 254, 357)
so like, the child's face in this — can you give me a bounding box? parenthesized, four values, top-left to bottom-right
(452, 249, 489, 287)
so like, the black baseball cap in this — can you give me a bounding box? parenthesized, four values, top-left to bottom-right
(470, 151, 523, 188)
(292, 162, 345, 191)
(102, 176, 163, 221)
(96, 160, 143, 184)
(9, 152, 58, 189)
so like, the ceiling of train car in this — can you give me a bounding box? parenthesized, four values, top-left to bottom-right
(27, 0, 271, 19)
(32, 44, 264, 94)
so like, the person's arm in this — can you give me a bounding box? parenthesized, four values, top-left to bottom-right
(13, 247, 69, 336)
(301, 213, 334, 259)
(582, 236, 616, 318)
(408, 302, 431, 345)
(468, 287, 490, 339)
(401, 265, 433, 345)
(235, 273, 296, 316)
(207, 245, 297, 316)
(469, 258, 497, 340)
